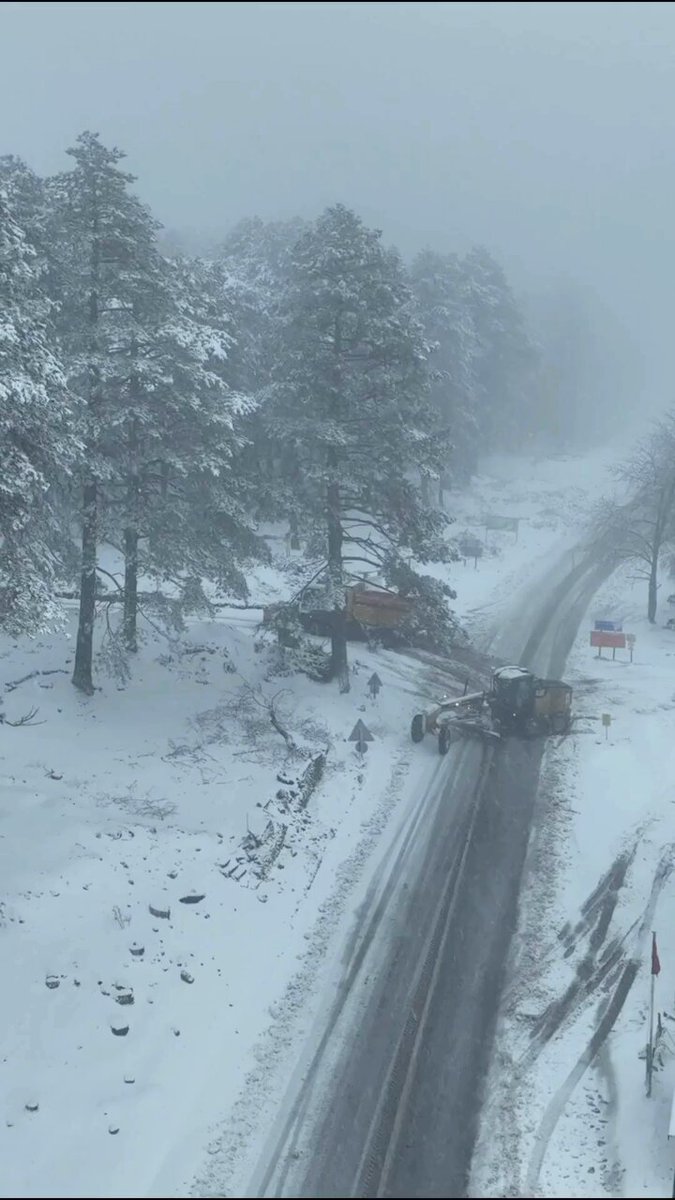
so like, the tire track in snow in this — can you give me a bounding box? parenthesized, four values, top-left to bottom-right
(519, 841, 641, 1072)
(255, 749, 450, 1197)
(525, 848, 675, 1196)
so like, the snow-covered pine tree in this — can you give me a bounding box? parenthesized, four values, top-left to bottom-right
(48, 131, 164, 690)
(267, 204, 453, 690)
(216, 216, 308, 525)
(50, 133, 267, 673)
(127, 253, 266, 639)
(0, 157, 49, 259)
(217, 217, 307, 386)
(409, 249, 480, 494)
(462, 245, 537, 450)
(0, 186, 79, 633)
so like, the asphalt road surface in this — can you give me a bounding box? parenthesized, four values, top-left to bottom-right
(249, 547, 613, 1200)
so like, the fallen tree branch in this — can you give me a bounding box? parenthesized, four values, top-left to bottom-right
(239, 679, 298, 753)
(0, 706, 44, 727)
(5, 669, 68, 692)
(269, 697, 297, 752)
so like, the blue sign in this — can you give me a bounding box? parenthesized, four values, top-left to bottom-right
(594, 619, 622, 632)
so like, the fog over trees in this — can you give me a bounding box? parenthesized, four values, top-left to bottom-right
(1, 1, 667, 685)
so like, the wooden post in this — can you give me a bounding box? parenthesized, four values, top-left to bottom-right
(647, 932, 657, 1097)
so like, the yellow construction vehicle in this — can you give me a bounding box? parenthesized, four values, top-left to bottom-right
(411, 664, 573, 754)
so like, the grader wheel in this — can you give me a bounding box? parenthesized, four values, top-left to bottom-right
(438, 724, 452, 755)
(411, 713, 425, 743)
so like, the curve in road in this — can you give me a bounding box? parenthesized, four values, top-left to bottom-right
(248, 547, 615, 1200)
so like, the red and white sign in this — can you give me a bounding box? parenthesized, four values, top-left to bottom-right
(590, 630, 626, 650)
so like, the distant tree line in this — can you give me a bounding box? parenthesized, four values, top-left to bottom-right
(0, 132, 630, 688)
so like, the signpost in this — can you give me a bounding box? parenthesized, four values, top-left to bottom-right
(626, 632, 636, 663)
(590, 629, 627, 659)
(602, 712, 611, 741)
(349, 718, 374, 756)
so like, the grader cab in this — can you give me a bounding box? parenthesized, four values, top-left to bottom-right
(489, 666, 572, 736)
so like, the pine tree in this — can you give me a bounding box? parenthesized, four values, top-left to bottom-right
(268, 204, 452, 690)
(126, 253, 267, 637)
(216, 216, 308, 524)
(0, 156, 49, 259)
(0, 186, 79, 633)
(409, 249, 480, 493)
(51, 134, 268, 677)
(49, 131, 162, 690)
(463, 245, 536, 449)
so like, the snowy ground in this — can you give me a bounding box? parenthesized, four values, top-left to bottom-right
(471, 560, 675, 1200)
(0, 446, 622, 1199)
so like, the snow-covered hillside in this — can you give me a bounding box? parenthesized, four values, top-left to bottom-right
(0, 449, 619, 1198)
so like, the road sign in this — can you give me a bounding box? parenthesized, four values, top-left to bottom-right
(367, 673, 382, 699)
(602, 712, 612, 741)
(349, 719, 374, 744)
(594, 619, 623, 632)
(626, 632, 636, 662)
(591, 629, 626, 656)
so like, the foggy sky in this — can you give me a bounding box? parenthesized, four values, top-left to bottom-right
(3, 1, 674, 405)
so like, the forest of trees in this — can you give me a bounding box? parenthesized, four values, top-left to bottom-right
(0, 132, 626, 691)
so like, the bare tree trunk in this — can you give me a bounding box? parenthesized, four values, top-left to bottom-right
(72, 480, 97, 694)
(648, 555, 658, 623)
(326, 310, 349, 692)
(123, 413, 140, 652)
(73, 192, 101, 695)
(327, 477, 349, 693)
(123, 526, 138, 651)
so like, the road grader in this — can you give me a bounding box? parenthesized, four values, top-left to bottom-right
(410, 665, 573, 754)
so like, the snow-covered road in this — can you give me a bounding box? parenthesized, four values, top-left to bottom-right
(245, 541, 619, 1199)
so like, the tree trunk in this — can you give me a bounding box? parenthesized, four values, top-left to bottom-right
(123, 525, 138, 652)
(327, 478, 349, 692)
(123, 413, 140, 652)
(326, 310, 349, 692)
(72, 480, 97, 694)
(648, 555, 658, 623)
(73, 189, 101, 695)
